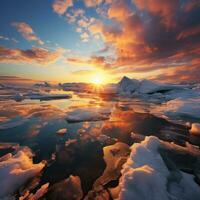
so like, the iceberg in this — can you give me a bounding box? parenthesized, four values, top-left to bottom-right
(117, 76, 188, 97)
(118, 76, 140, 96)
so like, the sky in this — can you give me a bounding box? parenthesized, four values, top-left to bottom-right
(0, 0, 200, 84)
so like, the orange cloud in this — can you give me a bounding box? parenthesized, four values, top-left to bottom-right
(177, 25, 200, 40)
(52, 0, 73, 15)
(108, 0, 132, 21)
(0, 46, 63, 65)
(66, 55, 110, 68)
(134, 0, 179, 27)
(12, 22, 44, 45)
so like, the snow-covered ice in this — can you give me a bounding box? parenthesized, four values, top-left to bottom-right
(0, 147, 45, 198)
(111, 136, 200, 200)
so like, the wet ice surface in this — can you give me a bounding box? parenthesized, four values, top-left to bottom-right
(0, 85, 200, 199)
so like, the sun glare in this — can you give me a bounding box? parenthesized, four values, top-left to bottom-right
(91, 73, 105, 85)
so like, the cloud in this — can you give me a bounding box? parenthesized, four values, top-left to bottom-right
(66, 8, 85, 23)
(177, 25, 200, 40)
(84, 0, 103, 7)
(133, 0, 180, 27)
(0, 46, 64, 65)
(108, 0, 132, 21)
(80, 32, 89, 42)
(52, 0, 73, 15)
(12, 22, 44, 45)
(84, 0, 200, 82)
(66, 55, 110, 68)
(0, 35, 9, 41)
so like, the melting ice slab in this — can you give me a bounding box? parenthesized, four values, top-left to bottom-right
(112, 136, 200, 200)
(66, 107, 111, 122)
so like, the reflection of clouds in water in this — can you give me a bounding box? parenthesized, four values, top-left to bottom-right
(0, 102, 65, 130)
(0, 116, 9, 123)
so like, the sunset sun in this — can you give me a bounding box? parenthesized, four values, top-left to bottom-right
(91, 73, 105, 85)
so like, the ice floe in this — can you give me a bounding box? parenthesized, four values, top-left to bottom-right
(0, 147, 45, 198)
(153, 97, 200, 119)
(66, 107, 111, 122)
(111, 136, 200, 200)
(12, 92, 72, 102)
(26, 93, 72, 101)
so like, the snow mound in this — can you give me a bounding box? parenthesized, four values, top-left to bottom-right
(113, 136, 200, 200)
(66, 107, 111, 122)
(0, 147, 45, 198)
(190, 123, 200, 135)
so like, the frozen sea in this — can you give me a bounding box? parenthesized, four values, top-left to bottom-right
(0, 82, 200, 200)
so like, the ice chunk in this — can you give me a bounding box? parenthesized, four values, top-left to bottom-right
(0, 147, 45, 198)
(56, 128, 67, 136)
(13, 93, 25, 102)
(66, 107, 111, 122)
(19, 183, 49, 200)
(34, 82, 51, 88)
(93, 142, 130, 188)
(190, 123, 200, 135)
